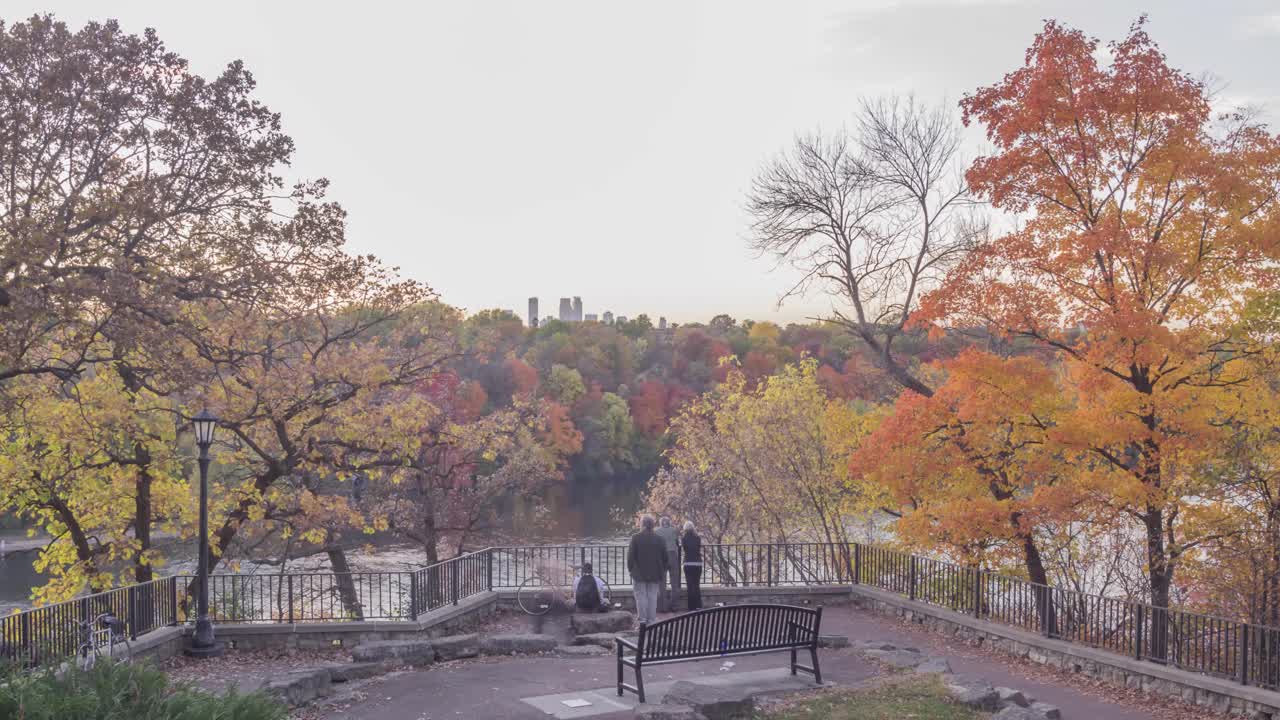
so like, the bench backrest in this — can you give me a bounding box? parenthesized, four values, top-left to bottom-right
(637, 604, 821, 662)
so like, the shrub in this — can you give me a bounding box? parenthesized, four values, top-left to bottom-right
(0, 659, 286, 720)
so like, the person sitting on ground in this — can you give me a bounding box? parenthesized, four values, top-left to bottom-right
(573, 562, 610, 613)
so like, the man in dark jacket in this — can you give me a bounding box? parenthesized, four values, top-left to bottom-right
(627, 514, 668, 625)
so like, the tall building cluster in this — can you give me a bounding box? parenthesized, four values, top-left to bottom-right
(526, 295, 617, 327)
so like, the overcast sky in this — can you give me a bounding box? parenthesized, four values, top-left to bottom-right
(13, 1, 1280, 324)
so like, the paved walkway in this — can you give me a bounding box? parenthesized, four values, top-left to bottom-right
(319, 605, 1157, 720)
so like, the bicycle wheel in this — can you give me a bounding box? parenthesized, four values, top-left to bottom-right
(517, 577, 558, 616)
(599, 579, 615, 608)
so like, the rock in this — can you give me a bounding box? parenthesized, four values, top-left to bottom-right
(995, 686, 1030, 708)
(1030, 701, 1062, 719)
(324, 661, 383, 683)
(350, 639, 435, 666)
(993, 707, 1047, 720)
(574, 632, 634, 649)
(944, 676, 1000, 711)
(570, 610, 636, 635)
(853, 640, 897, 652)
(662, 681, 755, 720)
(862, 648, 925, 668)
(557, 644, 609, 656)
(264, 668, 332, 707)
(635, 704, 709, 720)
(817, 634, 850, 648)
(914, 657, 952, 674)
(480, 633, 558, 655)
(432, 633, 479, 661)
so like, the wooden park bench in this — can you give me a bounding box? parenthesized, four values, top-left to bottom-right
(615, 603, 823, 703)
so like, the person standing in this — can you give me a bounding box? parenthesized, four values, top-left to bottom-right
(680, 521, 703, 611)
(655, 516, 681, 612)
(627, 514, 667, 625)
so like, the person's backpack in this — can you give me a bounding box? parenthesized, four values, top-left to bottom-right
(575, 575, 601, 609)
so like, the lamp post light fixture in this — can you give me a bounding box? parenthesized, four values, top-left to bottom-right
(186, 409, 224, 658)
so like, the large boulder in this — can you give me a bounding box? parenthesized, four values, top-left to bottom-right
(818, 634, 850, 648)
(993, 708, 1048, 720)
(635, 704, 709, 720)
(480, 633, 558, 655)
(944, 676, 1000, 712)
(662, 681, 755, 720)
(556, 644, 609, 656)
(995, 687, 1030, 708)
(264, 668, 332, 707)
(573, 632, 634, 649)
(570, 610, 635, 635)
(862, 648, 925, 669)
(433, 633, 480, 661)
(323, 661, 383, 683)
(914, 657, 952, 674)
(351, 639, 435, 666)
(1030, 702, 1061, 719)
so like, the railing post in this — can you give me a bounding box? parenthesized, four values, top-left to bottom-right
(19, 611, 31, 664)
(1134, 604, 1145, 660)
(452, 561, 460, 605)
(908, 555, 917, 601)
(972, 568, 982, 617)
(487, 549, 494, 592)
(408, 571, 419, 620)
(287, 575, 295, 624)
(127, 584, 138, 640)
(169, 576, 179, 626)
(853, 543, 861, 585)
(1239, 624, 1250, 685)
(767, 545, 774, 587)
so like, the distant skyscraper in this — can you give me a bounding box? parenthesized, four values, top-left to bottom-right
(616, 315, 628, 324)
(585, 313, 598, 322)
(603, 311, 614, 324)
(658, 316, 667, 330)
(572, 296, 583, 322)
(558, 298, 572, 322)
(528, 297, 539, 329)
(543, 315, 554, 327)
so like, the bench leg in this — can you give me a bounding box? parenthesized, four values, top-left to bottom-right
(810, 646, 822, 685)
(636, 665, 645, 704)
(616, 645, 624, 696)
(790, 646, 798, 675)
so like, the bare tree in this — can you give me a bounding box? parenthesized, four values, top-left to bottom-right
(747, 96, 980, 397)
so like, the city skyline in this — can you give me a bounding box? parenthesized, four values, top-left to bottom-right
(14, 1, 1278, 324)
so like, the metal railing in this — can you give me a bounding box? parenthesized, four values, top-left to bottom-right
(2, 542, 1278, 691)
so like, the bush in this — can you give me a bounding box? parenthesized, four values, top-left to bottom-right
(0, 659, 286, 720)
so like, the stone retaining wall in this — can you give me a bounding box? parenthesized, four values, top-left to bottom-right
(850, 584, 1280, 719)
(214, 591, 498, 651)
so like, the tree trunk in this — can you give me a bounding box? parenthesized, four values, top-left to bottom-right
(1143, 505, 1173, 662)
(326, 546, 365, 621)
(133, 444, 154, 584)
(1021, 530, 1056, 636)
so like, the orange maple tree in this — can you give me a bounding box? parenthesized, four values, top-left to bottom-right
(918, 18, 1280, 610)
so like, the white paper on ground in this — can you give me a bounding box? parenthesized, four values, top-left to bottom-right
(561, 699, 592, 708)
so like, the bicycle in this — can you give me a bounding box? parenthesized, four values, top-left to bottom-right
(74, 612, 131, 671)
(517, 564, 613, 616)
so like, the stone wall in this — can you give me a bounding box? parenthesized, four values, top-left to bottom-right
(214, 592, 498, 651)
(850, 584, 1280, 719)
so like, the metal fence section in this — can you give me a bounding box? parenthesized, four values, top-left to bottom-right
(2, 541, 1278, 689)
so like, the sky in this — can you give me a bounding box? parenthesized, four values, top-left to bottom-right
(10, 1, 1280, 324)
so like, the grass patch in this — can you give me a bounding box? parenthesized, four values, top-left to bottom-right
(0, 659, 286, 720)
(754, 675, 983, 720)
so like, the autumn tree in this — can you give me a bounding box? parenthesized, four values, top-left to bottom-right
(658, 360, 876, 579)
(920, 18, 1280, 612)
(748, 96, 980, 397)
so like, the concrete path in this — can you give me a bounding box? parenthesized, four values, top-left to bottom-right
(317, 605, 1159, 720)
